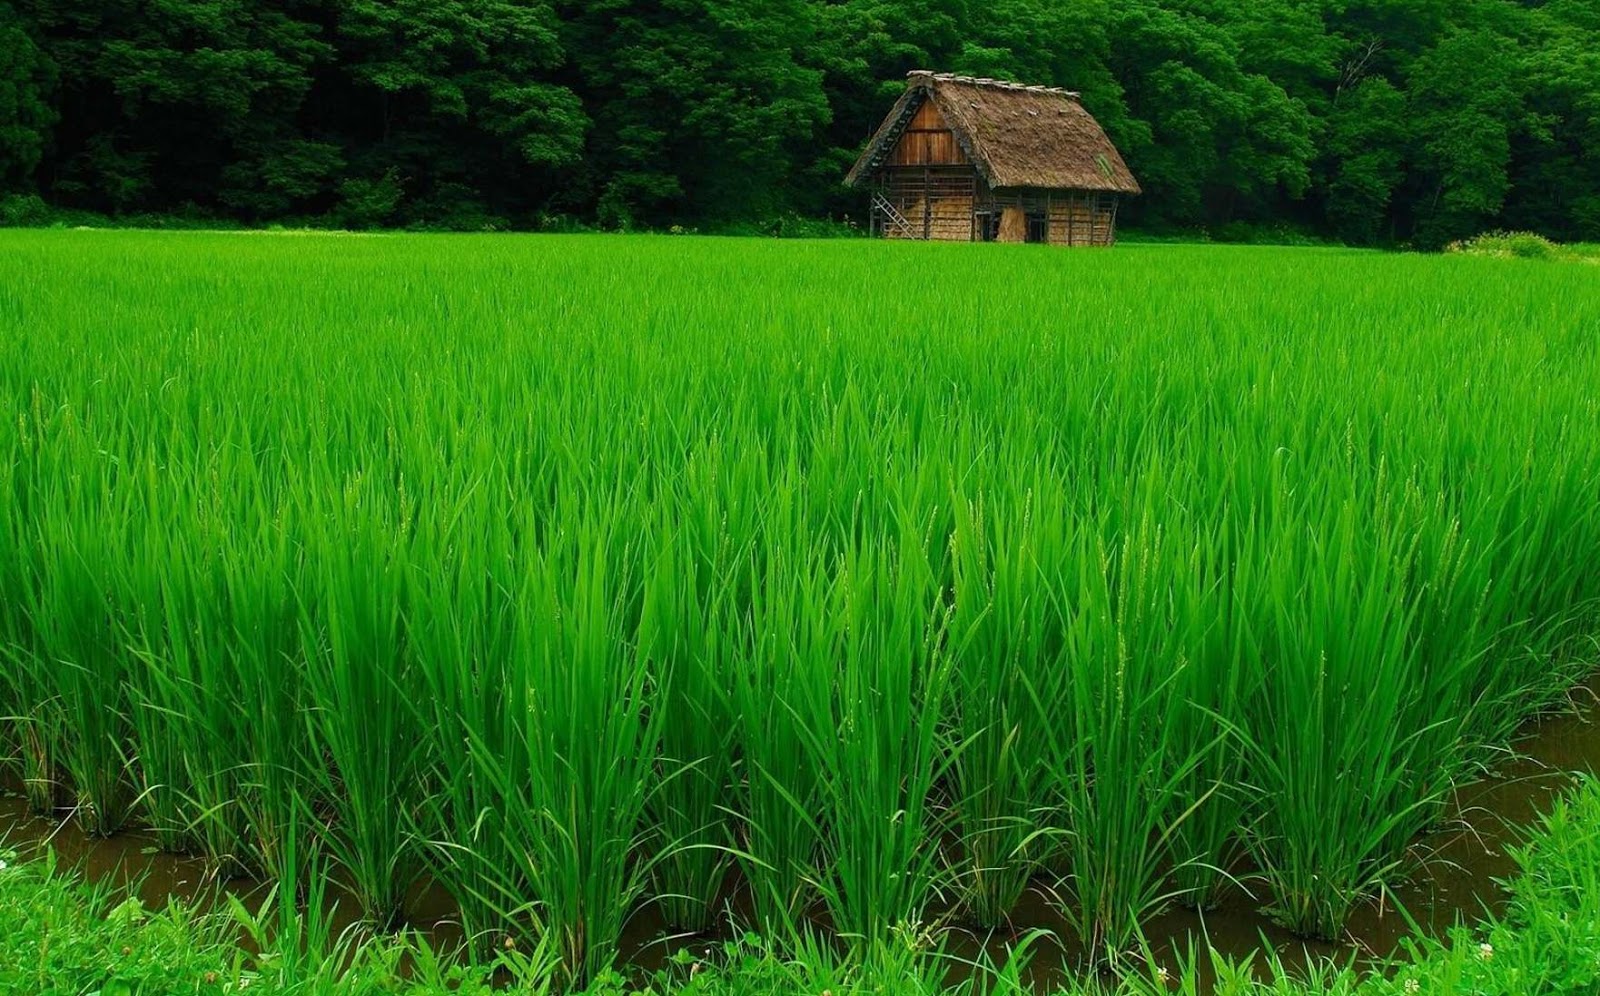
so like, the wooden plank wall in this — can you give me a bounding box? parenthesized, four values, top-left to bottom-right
(889, 100, 969, 167)
(1047, 193, 1118, 246)
(874, 172, 1119, 246)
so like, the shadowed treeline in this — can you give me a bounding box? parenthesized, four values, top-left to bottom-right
(1, 0, 1598, 244)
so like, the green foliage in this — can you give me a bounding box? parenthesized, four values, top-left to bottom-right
(1406, 28, 1523, 247)
(0, 0, 55, 190)
(11, 775, 1600, 994)
(1446, 230, 1564, 260)
(0, 191, 50, 225)
(2, 232, 1600, 985)
(4, 0, 1600, 239)
(338, 170, 402, 228)
(1323, 78, 1406, 245)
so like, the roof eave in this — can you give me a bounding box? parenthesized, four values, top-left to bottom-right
(843, 85, 925, 188)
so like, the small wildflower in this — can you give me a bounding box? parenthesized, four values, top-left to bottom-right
(0, 860, 8, 871)
(120, 945, 132, 956)
(204, 971, 218, 984)
(1404, 979, 1420, 994)
(1156, 965, 1169, 983)
(1479, 942, 1494, 961)
(503, 935, 517, 951)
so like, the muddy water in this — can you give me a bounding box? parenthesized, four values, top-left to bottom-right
(4, 677, 1599, 991)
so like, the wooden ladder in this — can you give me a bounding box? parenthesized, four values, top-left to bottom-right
(871, 193, 917, 239)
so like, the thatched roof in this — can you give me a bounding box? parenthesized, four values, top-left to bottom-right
(844, 72, 1141, 195)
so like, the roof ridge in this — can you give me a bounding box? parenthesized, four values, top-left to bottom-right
(906, 69, 1079, 98)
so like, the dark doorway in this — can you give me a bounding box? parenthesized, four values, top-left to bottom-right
(1025, 212, 1049, 243)
(976, 211, 1000, 242)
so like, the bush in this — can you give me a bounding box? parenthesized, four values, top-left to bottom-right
(1446, 230, 1562, 260)
(338, 169, 404, 229)
(0, 193, 52, 226)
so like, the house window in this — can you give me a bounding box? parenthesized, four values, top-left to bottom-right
(1025, 212, 1049, 243)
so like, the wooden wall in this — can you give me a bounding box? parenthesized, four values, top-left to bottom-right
(1047, 192, 1118, 246)
(889, 100, 969, 167)
(870, 168, 1120, 246)
(978, 189, 1119, 246)
(877, 167, 977, 240)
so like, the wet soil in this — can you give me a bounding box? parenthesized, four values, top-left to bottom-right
(5, 675, 1599, 992)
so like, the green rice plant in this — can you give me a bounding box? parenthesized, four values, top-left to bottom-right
(1034, 503, 1213, 960)
(125, 578, 236, 864)
(416, 502, 661, 986)
(806, 520, 958, 943)
(1165, 511, 1257, 911)
(638, 527, 737, 934)
(123, 640, 200, 854)
(2, 231, 1599, 974)
(0, 541, 61, 816)
(120, 488, 202, 854)
(229, 525, 316, 884)
(404, 506, 519, 943)
(726, 510, 838, 941)
(23, 526, 137, 837)
(123, 436, 310, 880)
(0, 650, 62, 816)
(944, 487, 1070, 927)
(297, 483, 422, 928)
(1240, 479, 1472, 939)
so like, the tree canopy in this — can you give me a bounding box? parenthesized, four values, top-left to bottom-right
(2, 0, 1597, 244)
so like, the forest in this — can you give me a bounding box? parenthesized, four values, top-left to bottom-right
(1, 0, 1597, 245)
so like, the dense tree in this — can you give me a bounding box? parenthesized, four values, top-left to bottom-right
(1322, 77, 1406, 244)
(558, 0, 829, 226)
(326, 0, 585, 225)
(0, 1, 56, 190)
(3, 0, 1597, 242)
(1407, 27, 1524, 246)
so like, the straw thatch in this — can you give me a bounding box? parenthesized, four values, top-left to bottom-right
(845, 71, 1141, 195)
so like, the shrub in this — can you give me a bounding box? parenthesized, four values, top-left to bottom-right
(1446, 230, 1562, 260)
(0, 193, 51, 226)
(338, 169, 404, 229)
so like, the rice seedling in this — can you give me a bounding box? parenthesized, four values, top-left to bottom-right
(415, 499, 662, 985)
(726, 515, 838, 940)
(638, 523, 737, 933)
(297, 494, 422, 927)
(944, 486, 1068, 927)
(1, 231, 1598, 983)
(1034, 502, 1214, 960)
(806, 520, 957, 943)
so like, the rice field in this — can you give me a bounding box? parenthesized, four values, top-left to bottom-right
(2, 230, 1599, 985)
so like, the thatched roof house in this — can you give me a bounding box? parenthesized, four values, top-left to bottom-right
(846, 71, 1140, 246)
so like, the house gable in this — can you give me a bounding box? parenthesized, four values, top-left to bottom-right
(888, 99, 970, 167)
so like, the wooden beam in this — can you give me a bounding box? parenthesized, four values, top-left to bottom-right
(923, 167, 931, 239)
